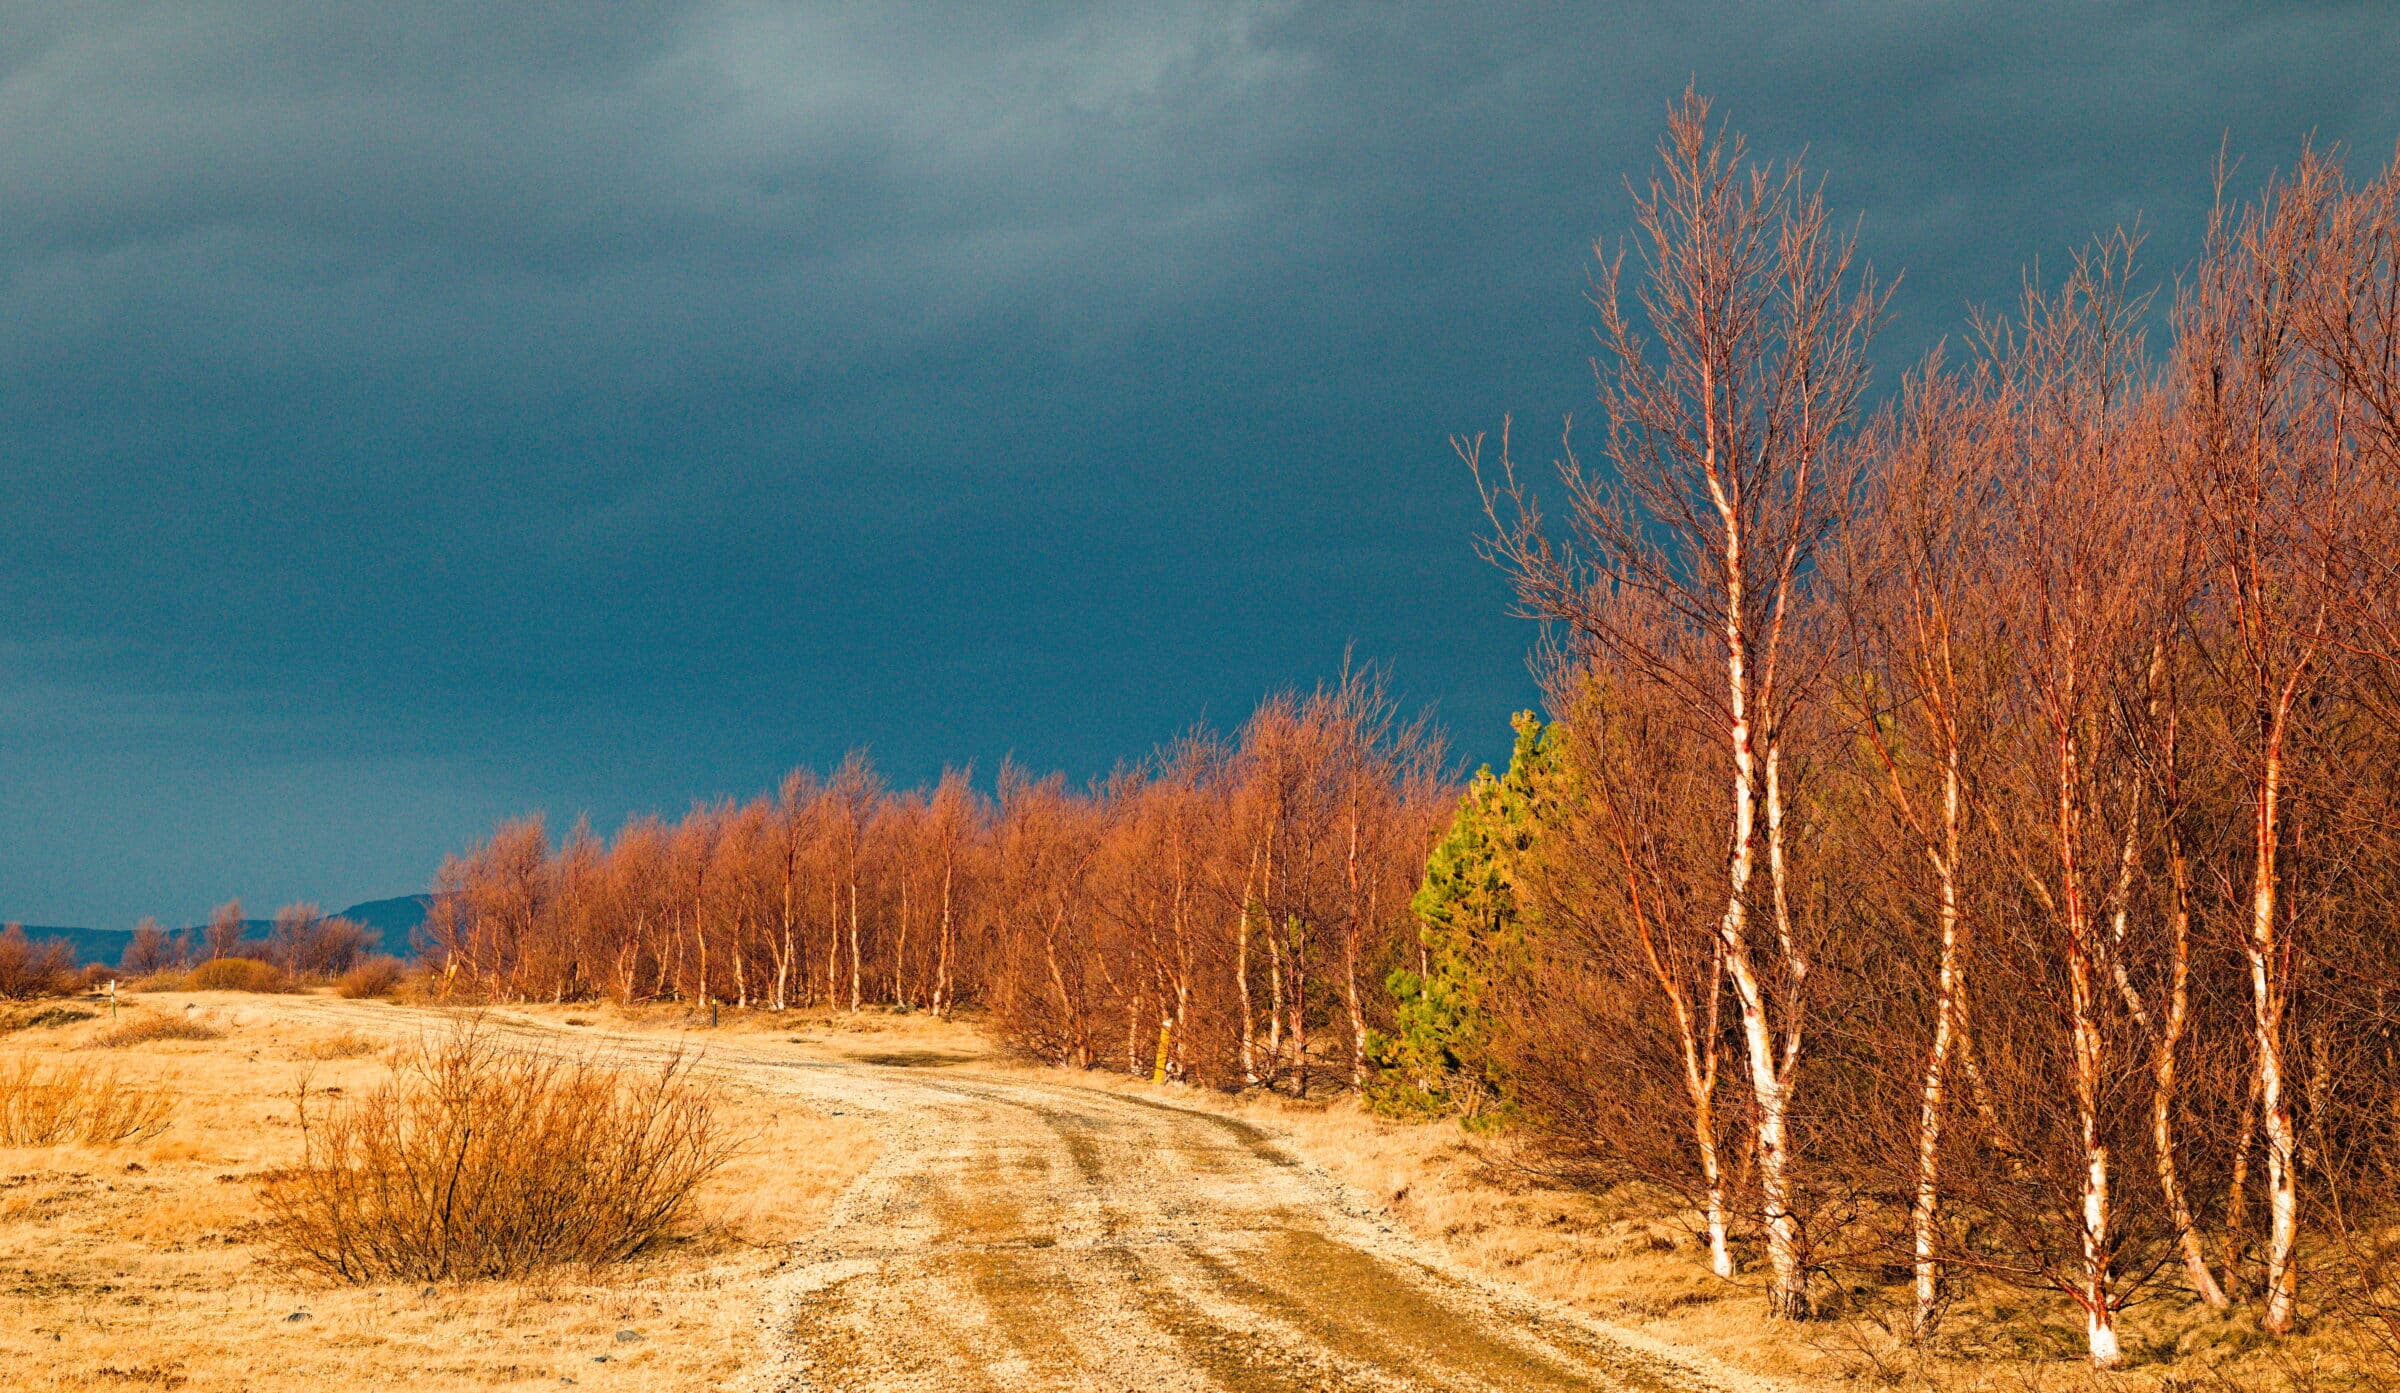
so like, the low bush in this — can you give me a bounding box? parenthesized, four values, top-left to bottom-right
(0, 1055, 177, 1145)
(91, 1011, 225, 1048)
(334, 957, 408, 1000)
(188, 957, 292, 993)
(260, 1022, 738, 1281)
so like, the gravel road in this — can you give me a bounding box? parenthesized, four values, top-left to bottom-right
(736, 1054, 1730, 1392)
(290, 1001, 1739, 1393)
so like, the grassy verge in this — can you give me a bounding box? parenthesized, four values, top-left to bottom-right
(0, 992, 876, 1393)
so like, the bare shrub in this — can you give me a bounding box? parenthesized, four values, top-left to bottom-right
(0, 1055, 176, 1144)
(202, 899, 246, 961)
(0, 924, 78, 999)
(335, 957, 408, 999)
(91, 1011, 225, 1048)
(259, 1022, 739, 1281)
(188, 957, 292, 993)
(118, 916, 182, 976)
(268, 904, 380, 978)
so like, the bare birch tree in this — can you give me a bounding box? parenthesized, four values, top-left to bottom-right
(1473, 88, 1884, 1318)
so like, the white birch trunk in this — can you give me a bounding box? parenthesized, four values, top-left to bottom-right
(1910, 747, 1962, 1340)
(1236, 847, 1259, 1086)
(2161, 810, 2230, 1307)
(2250, 685, 2300, 1333)
(848, 880, 862, 1014)
(1715, 523, 1809, 1319)
(2060, 716, 2122, 1370)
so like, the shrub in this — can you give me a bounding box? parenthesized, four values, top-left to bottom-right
(188, 957, 291, 993)
(260, 1022, 738, 1281)
(335, 957, 408, 1000)
(0, 1055, 176, 1145)
(0, 924, 77, 999)
(91, 1011, 225, 1048)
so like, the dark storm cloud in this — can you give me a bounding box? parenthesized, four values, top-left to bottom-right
(2, 2, 2395, 924)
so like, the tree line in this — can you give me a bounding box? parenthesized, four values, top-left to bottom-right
(116, 901, 381, 978)
(0, 902, 380, 997)
(421, 672, 1452, 1094)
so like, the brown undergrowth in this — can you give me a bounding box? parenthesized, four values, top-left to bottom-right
(0, 992, 877, 1393)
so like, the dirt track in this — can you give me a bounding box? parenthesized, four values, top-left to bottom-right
(294, 1001, 1736, 1393)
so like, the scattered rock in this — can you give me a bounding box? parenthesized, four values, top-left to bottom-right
(285, 1310, 311, 1323)
(613, 1329, 642, 1343)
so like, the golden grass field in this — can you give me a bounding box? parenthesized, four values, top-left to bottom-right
(0, 991, 885, 1393)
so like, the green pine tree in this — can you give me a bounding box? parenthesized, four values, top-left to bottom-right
(1369, 711, 1558, 1120)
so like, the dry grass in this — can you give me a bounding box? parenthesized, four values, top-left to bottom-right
(0, 1055, 176, 1145)
(1, 1004, 99, 1033)
(0, 992, 877, 1393)
(290, 1029, 377, 1060)
(88, 1010, 225, 1049)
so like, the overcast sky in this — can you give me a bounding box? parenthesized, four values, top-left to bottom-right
(3, 2, 2395, 927)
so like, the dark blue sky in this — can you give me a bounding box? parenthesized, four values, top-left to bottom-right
(4, 3, 2396, 927)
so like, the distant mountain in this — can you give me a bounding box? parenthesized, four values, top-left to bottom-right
(7, 895, 431, 968)
(12, 925, 137, 969)
(335, 895, 431, 953)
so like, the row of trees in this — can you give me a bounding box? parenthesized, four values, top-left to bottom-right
(1443, 94, 2400, 1364)
(421, 673, 1453, 1093)
(116, 900, 380, 978)
(0, 901, 381, 996)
